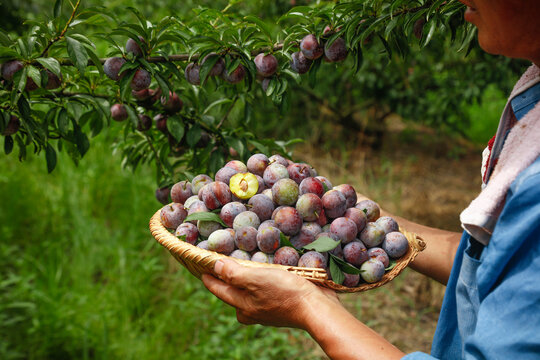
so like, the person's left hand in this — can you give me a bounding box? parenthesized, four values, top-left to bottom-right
(202, 258, 340, 329)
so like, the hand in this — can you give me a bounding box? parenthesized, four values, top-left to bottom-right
(202, 258, 340, 329)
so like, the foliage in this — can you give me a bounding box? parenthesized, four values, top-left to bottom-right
(0, 0, 524, 188)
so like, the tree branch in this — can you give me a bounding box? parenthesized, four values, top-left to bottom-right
(40, 0, 82, 58)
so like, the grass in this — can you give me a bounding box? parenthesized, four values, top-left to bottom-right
(0, 132, 316, 360)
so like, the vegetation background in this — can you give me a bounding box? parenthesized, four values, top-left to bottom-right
(0, 0, 528, 358)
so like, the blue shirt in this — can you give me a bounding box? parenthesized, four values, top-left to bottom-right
(403, 83, 540, 359)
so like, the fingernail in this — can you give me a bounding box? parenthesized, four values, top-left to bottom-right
(214, 260, 224, 274)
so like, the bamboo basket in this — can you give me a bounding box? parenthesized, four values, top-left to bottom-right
(150, 209, 426, 293)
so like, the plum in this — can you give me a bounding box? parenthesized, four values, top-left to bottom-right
(110, 103, 128, 122)
(223, 64, 246, 84)
(290, 51, 312, 74)
(1, 60, 23, 81)
(355, 199, 381, 222)
(273, 246, 300, 266)
(136, 114, 152, 131)
(263, 163, 289, 188)
(175, 222, 199, 245)
(287, 163, 312, 184)
(360, 258, 385, 283)
(344, 207, 368, 233)
(376, 216, 399, 234)
(315, 176, 333, 191)
(200, 181, 232, 210)
(202, 53, 225, 77)
(272, 178, 299, 206)
(268, 154, 289, 167)
(219, 201, 247, 228)
(230, 249, 251, 260)
(44, 70, 62, 90)
(256, 226, 281, 254)
(290, 222, 322, 249)
(2, 115, 20, 136)
(233, 211, 260, 230)
(343, 273, 360, 287)
(197, 220, 223, 239)
(366, 247, 390, 268)
(225, 160, 248, 173)
(254, 53, 278, 77)
(329, 217, 358, 244)
(230, 172, 259, 200)
(207, 229, 235, 254)
(274, 206, 302, 236)
(382, 231, 409, 258)
(215, 166, 238, 185)
(234, 226, 258, 252)
(324, 37, 347, 62)
(131, 68, 151, 90)
(258, 220, 277, 233)
(321, 189, 347, 218)
(299, 177, 325, 198)
(197, 240, 210, 250)
(298, 251, 327, 269)
(155, 186, 170, 205)
(251, 251, 273, 264)
(104, 57, 126, 81)
(343, 241, 369, 267)
(300, 34, 323, 60)
(248, 194, 275, 221)
(333, 184, 357, 208)
(247, 153, 269, 177)
(126, 37, 145, 57)
(161, 91, 183, 114)
(185, 63, 201, 85)
(191, 174, 213, 194)
(296, 193, 323, 222)
(170, 180, 193, 204)
(359, 222, 385, 248)
(160, 203, 187, 229)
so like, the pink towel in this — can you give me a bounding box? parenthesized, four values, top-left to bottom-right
(460, 64, 540, 245)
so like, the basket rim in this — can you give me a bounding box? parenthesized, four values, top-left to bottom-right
(150, 207, 426, 293)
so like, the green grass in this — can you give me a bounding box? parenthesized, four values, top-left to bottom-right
(0, 133, 316, 360)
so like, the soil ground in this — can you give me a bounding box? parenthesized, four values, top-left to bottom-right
(293, 119, 484, 356)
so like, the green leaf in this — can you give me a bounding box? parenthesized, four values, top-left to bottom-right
(54, 0, 63, 17)
(329, 257, 345, 285)
(199, 54, 220, 85)
(203, 98, 232, 115)
(45, 143, 57, 173)
(36, 57, 61, 77)
(329, 254, 362, 275)
(56, 108, 69, 135)
(385, 260, 397, 271)
(186, 124, 202, 148)
(66, 36, 89, 74)
(209, 150, 224, 174)
(4, 135, 13, 155)
(26, 66, 41, 88)
(166, 117, 184, 142)
(183, 212, 227, 227)
(0, 46, 20, 60)
(279, 233, 296, 250)
(302, 236, 340, 252)
(74, 125, 90, 157)
(244, 15, 272, 41)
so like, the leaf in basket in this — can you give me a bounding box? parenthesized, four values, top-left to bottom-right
(302, 236, 340, 252)
(385, 259, 397, 271)
(329, 256, 345, 285)
(177, 234, 187, 242)
(329, 254, 362, 275)
(279, 232, 296, 249)
(183, 212, 227, 227)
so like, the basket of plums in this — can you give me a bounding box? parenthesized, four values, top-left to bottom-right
(150, 154, 426, 293)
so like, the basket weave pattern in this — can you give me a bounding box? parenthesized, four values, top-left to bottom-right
(150, 209, 426, 293)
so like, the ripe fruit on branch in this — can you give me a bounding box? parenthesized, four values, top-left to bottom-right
(1, 60, 23, 81)
(185, 63, 201, 85)
(290, 51, 312, 74)
(136, 114, 152, 131)
(131, 68, 151, 90)
(300, 34, 323, 60)
(254, 53, 278, 77)
(103, 57, 126, 81)
(154, 113, 168, 134)
(126, 36, 145, 57)
(222, 64, 246, 84)
(110, 103, 128, 121)
(2, 115, 20, 136)
(161, 91, 183, 114)
(44, 70, 62, 90)
(202, 53, 225, 77)
(324, 37, 347, 62)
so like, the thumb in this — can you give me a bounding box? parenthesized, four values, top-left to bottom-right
(214, 258, 253, 288)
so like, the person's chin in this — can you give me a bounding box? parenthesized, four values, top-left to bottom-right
(464, 6, 479, 24)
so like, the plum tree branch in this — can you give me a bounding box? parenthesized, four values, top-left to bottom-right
(40, 0, 82, 58)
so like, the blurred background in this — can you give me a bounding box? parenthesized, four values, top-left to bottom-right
(0, 0, 529, 358)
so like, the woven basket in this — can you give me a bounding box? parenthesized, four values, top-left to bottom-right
(150, 209, 426, 293)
